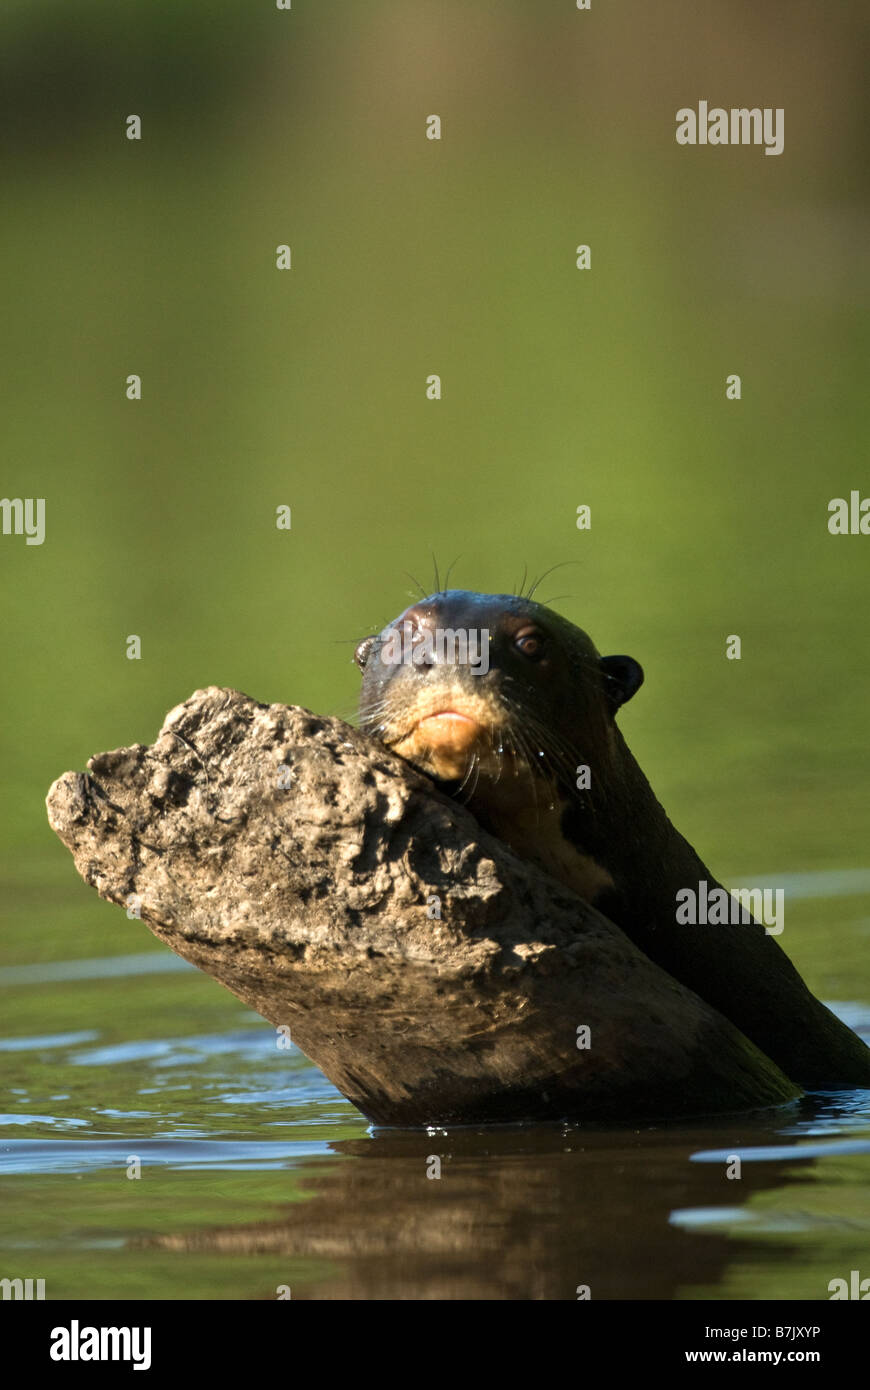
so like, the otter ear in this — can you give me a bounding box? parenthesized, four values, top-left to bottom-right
(354, 635, 376, 669)
(600, 655, 644, 712)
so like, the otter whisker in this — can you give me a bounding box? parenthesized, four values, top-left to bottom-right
(455, 749, 481, 801)
(524, 561, 580, 600)
(508, 717, 555, 822)
(535, 592, 574, 607)
(403, 571, 428, 600)
(443, 555, 462, 592)
(488, 720, 507, 787)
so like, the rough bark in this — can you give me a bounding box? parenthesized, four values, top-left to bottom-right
(45, 686, 798, 1124)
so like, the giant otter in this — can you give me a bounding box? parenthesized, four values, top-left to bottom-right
(356, 589, 870, 1088)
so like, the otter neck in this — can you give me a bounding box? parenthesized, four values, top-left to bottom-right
(566, 729, 713, 916)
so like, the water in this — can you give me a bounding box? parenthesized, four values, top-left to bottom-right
(2, 871, 869, 1301)
(1, 0, 867, 1307)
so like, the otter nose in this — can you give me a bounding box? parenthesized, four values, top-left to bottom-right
(390, 606, 489, 674)
(396, 608, 442, 669)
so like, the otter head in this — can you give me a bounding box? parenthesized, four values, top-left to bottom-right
(355, 590, 643, 822)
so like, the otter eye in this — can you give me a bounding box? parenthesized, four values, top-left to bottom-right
(514, 629, 545, 660)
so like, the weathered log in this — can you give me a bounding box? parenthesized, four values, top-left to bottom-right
(45, 687, 798, 1124)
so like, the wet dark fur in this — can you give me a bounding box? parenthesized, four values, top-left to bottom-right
(357, 589, 870, 1088)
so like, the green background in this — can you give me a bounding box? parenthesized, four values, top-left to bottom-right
(0, 0, 868, 1303)
(3, 1, 868, 979)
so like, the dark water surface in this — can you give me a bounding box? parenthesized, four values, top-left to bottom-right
(2, 868, 869, 1301)
(1, 0, 868, 1307)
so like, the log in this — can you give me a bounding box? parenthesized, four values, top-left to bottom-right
(45, 687, 798, 1124)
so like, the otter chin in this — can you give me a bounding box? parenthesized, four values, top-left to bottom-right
(355, 587, 870, 1091)
(397, 707, 485, 780)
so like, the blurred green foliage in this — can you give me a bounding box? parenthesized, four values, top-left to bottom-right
(1, 0, 869, 1304)
(3, 3, 868, 988)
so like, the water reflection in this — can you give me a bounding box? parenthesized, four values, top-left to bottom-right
(120, 1096, 869, 1300)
